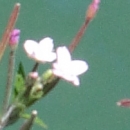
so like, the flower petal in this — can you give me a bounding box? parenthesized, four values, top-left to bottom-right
(72, 76, 80, 86)
(69, 60, 88, 75)
(23, 40, 38, 56)
(52, 69, 63, 77)
(39, 37, 54, 52)
(23, 37, 56, 63)
(52, 46, 88, 86)
(40, 52, 56, 62)
(53, 69, 80, 86)
(56, 46, 71, 64)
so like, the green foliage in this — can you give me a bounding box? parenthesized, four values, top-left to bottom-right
(17, 62, 26, 79)
(26, 90, 43, 107)
(20, 112, 48, 129)
(13, 62, 26, 98)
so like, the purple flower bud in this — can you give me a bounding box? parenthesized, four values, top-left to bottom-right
(9, 29, 20, 46)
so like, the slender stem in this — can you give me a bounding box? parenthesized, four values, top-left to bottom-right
(68, 19, 90, 53)
(22, 62, 39, 98)
(21, 62, 39, 100)
(43, 19, 90, 96)
(0, 3, 20, 61)
(23, 76, 35, 98)
(0, 105, 16, 130)
(31, 62, 39, 72)
(2, 50, 15, 113)
(19, 110, 37, 130)
(43, 8, 92, 97)
(42, 76, 60, 97)
(1, 3, 20, 114)
(68, 0, 100, 53)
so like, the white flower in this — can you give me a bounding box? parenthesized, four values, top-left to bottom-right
(52, 46, 88, 86)
(23, 37, 56, 63)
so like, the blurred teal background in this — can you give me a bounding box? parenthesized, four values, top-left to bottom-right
(1, 0, 130, 130)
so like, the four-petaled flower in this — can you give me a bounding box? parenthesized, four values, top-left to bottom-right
(23, 37, 56, 63)
(52, 46, 88, 86)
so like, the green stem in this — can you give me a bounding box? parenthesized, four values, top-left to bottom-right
(19, 110, 37, 130)
(31, 62, 39, 72)
(0, 105, 16, 130)
(1, 3, 20, 114)
(2, 50, 15, 113)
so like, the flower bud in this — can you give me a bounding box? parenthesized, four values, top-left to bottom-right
(42, 69, 54, 84)
(86, 0, 100, 21)
(29, 72, 38, 79)
(117, 99, 130, 107)
(9, 29, 20, 49)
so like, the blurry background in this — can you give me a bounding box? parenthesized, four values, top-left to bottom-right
(0, 0, 130, 130)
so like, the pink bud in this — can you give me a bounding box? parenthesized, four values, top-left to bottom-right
(9, 29, 20, 46)
(94, 0, 100, 4)
(29, 72, 39, 79)
(117, 99, 130, 107)
(86, 0, 100, 20)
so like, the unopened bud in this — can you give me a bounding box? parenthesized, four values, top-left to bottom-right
(30, 83, 43, 96)
(9, 29, 20, 49)
(42, 69, 54, 84)
(32, 110, 37, 116)
(117, 99, 130, 107)
(9, 29, 20, 44)
(35, 83, 43, 92)
(86, 0, 100, 20)
(29, 72, 38, 79)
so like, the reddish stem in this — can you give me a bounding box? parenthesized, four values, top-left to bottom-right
(0, 3, 20, 61)
(68, 19, 90, 53)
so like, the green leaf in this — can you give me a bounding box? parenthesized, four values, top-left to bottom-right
(20, 113, 48, 129)
(13, 62, 26, 98)
(13, 74, 25, 98)
(17, 62, 26, 79)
